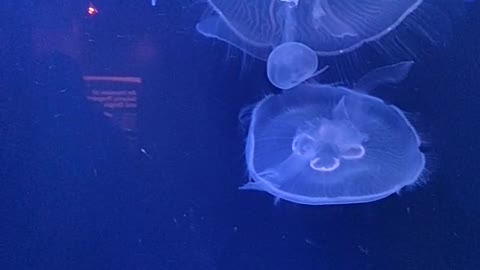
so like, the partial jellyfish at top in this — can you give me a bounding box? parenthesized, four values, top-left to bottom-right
(197, 0, 430, 88)
(240, 61, 426, 205)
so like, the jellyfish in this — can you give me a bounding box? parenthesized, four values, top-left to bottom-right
(197, 0, 428, 57)
(240, 61, 425, 205)
(196, 0, 446, 87)
(266, 42, 328, 90)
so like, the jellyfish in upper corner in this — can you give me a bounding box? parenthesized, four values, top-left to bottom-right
(196, 0, 436, 88)
(240, 61, 426, 205)
(197, 0, 426, 58)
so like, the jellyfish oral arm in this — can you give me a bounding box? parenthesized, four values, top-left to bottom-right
(309, 65, 329, 79)
(355, 61, 415, 92)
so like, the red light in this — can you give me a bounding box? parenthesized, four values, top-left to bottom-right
(87, 5, 99, 16)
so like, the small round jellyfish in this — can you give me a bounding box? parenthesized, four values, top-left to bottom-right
(267, 42, 328, 90)
(240, 62, 425, 205)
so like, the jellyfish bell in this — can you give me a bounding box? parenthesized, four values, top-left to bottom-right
(196, 0, 448, 58)
(197, 0, 451, 83)
(266, 42, 328, 90)
(240, 62, 425, 205)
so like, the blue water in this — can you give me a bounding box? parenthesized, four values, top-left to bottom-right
(1, 1, 479, 270)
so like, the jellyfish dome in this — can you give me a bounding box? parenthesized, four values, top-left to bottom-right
(240, 63, 425, 205)
(196, 0, 424, 60)
(266, 42, 328, 90)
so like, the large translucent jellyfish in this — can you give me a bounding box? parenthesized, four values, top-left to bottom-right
(240, 62, 425, 205)
(197, 0, 426, 88)
(196, 0, 424, 59)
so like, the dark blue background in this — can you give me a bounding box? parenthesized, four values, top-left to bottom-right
(1, 1, 479, 269)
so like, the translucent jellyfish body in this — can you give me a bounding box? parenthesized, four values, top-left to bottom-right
(197, 0, 426, 88)
(241, 63, 425, 205)
(196, 0, 424, 59)
(266, 42, 328, 90)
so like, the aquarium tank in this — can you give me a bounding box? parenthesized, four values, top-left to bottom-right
(1, 0, 479, 269)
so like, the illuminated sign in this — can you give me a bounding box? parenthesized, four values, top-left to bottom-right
(83, 75, 141, 144)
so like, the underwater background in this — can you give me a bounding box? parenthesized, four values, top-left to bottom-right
(1, 0, 480, 269)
